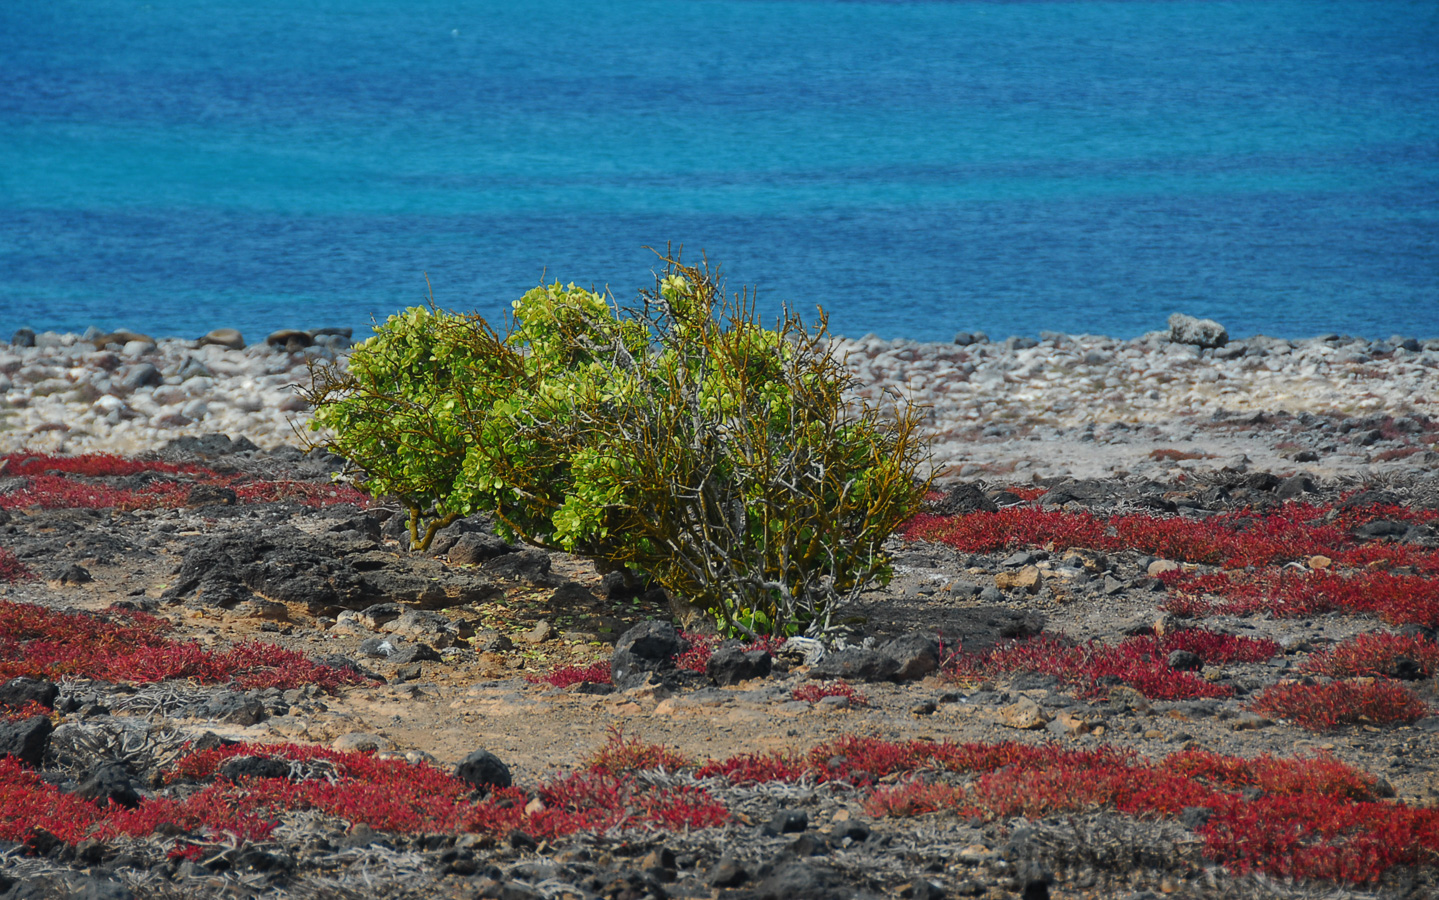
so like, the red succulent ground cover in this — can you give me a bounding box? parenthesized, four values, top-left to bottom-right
(1248, 680, 1431, 732)
(1, 735, 727, 855)
(698, 735, 1438, 885)
(673, 631, 786, 672)
(943, 628, 1278, 701)
(0, 600, 369, 692)
(0, 700, 52, 722)
(0, 452, 369, 512)
(1301, 632, 1439, 679)
(1161, 569, 1439, 628)
(904, 503, 1439, 573)
(525, 660, 612, 688)
(1, 729, 1434, 886)
(0, 548, 31, 584)
(791, 680, 869, 706)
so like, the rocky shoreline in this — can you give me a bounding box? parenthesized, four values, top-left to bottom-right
(3, 318, 1437, 482)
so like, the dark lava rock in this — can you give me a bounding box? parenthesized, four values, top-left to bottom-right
(196, 691, 267, 726)
(810, 648, 900, 683)
(766, 809, 809, 834)
(161, 526, 499, 613)
(0, 716, 52, 766)
(1040, 479, 1114, 507)
(708, 854, 749, 887)
(549, 580, 600, 608)
(447, 531, 515, 566)
(484, 549, 553, 583)
(930, 482, 998, 515)
(1167, 650, 1204, 672)
(879, 632, 942, 681)
(612, 621, 688, 688)
(387, 642, 441, 665)
(1242, 472, 1281, 492)
(0, 677, 59, 710)
(1352, 519, 1410, 541)
(220, 755, 294, 781)
(73, 761, 141, 808)
(160, 433, 260, 459)
(1275, 475, 1315, 499)
(707, 644, 772, 686)
(456, 749, 512, 793)
(185, 483, 238, 507)
(53, 564, 93, 586)
(755, 861, 877, 900)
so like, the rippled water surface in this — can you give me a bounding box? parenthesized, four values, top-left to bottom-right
(2, 0, 1436, 341)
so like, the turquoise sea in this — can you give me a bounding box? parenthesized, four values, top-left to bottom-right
(1, 0, 1436, 342)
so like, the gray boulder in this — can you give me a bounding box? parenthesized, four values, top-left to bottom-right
(706, 644, 772, 685)
(809, 648, 900, 683)
(455, 749, 512, 793)
(0, 716, 53, 766)
(879, 632, 942, 681)
(1167, 313, 1228, 348)
(611, 621, 687, 688)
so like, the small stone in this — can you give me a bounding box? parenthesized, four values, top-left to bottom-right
(332, 732, 394, 753)
(521, 619, 556, 644)
(54, 564, 93, 586)
(200, 328, 246, 350)
(120, 363, 163, 390)
(266, 329, 313, 350)
(766, 809, 809, 834)
(997, 696, 1049, 730)
(709, 854, 749, 887)
(1146, 559, 1180, 577)
(995, 565, 1043, 594)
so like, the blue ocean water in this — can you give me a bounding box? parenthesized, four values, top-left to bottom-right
(1, 0, 1436, 343)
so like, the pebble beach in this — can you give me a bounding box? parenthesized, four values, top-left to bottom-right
(3, 320, 1437, 481)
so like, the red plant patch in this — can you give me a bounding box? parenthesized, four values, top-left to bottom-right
(1249, 679, 1431, 731)
(906, 503, 1439, 574)
(525, 660, 612, 688)
(178, 738, 723, 840)
(583, 728, 690, 775)
(0, 548, 31, 584)
(0, 757, 274, 846)
(0, 701, 52, 723)
(1160, 749, 1385, 800)
(1162, 569, 1439, 629)
(1301, 632, 1439, 680)
(1150, 448, 1213, 461)
(0, 600, 368, 692)
(673, 631, 785, 673)
(999, 485, 1048, 502)
(791, 680, 869, 706)
(944, 629, 1277, 701)
(0, 452, 368, 512)
(0, 452, 195, 478)
(703, 736, 1439, 885)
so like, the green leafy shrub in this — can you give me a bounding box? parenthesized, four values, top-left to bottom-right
(307, 255, 928, 636)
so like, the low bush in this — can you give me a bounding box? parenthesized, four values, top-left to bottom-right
(308, 254, 928, 636)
